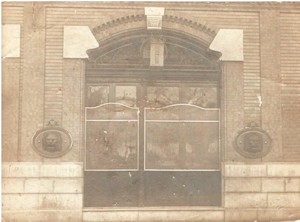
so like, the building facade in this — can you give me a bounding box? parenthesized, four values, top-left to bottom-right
(2, 2, 300, 221)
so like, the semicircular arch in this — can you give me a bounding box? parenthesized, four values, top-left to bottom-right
(91, 14, 218, 47)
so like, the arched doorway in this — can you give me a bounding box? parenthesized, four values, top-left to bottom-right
(84, 28, 222, 207)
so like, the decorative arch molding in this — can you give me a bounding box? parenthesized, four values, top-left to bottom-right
(86, 29, 222, 74)
(92, 14, 218, 47)
(85, 12, 225, 82)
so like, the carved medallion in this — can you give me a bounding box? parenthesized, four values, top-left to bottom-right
(33, 121, 72, 158)
(234, 122, 272, 159)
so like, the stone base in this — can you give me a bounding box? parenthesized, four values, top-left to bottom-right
(2, 162, 83, 222)
(2, 211, 82, 222)
(83, 210, 224, 222)
(2, 162, 300, 221)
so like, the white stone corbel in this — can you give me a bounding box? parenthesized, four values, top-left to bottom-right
(63, 26, 99, 59)
(209, 29, 244, 61)
(145, 7, 165, 30)
(2, 24, 21, 58)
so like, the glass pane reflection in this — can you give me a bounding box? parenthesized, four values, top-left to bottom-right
(116, 86, 136, 107)
(146, 122, 219, 170)
(86, 121, 138, 170)
(182, 87, 218, 108)
(86, 85, 109, 107)
(147, 87, 179, 107)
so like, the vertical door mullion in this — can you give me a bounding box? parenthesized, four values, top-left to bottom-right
(137, 82, 146, 207)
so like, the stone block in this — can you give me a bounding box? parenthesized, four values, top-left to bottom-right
(262, 178, 285, 192)
(267, 164, 300, 177)
(2, 210, 82, 222)
(56, 211, 82, 222)
(2, 163, 83, 178)
(268, 193, 300, 208)
(225, 178, 261, 192)
(40, 163, 83, 177)
(83, 211, 139, 222)
(139, 211, 224, 221)
(225, 193, 267, 208)
(2, 178, 25, 194)
(257, 208, 300, 221)
(224, 164, 267, 177)
(225, 209, 257, 222)
(53, 178, 83, 193)
(285, 178, 300, 192)
(24, 179, 53, 193)
(2, 194, 39, 210)
(2, 194, 82, 210)
(83, 211, 224, 222)
(38, 194, 82, 209)
(2, 163, 40, 178)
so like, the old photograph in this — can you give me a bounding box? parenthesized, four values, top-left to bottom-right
(2, 1, 300, 221)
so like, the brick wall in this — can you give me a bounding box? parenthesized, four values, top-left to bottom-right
(260, 10, 282, 162)
(2, 59, 20, 161)
(2, 5, 23, 162)
(222, 62, 245, 161)
(61, 59, 85, 161)
(280, 12, 300, 160)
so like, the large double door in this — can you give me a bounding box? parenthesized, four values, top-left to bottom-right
(84, 78, 222, 207)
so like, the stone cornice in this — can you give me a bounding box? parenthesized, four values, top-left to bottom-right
(163, 15, 216, 35)
(92, 14, 217, 37)
(92, 14, 145, 34)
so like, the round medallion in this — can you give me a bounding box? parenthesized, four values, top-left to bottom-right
(234, 122, 272, 159)
(32, 126, 72, 158)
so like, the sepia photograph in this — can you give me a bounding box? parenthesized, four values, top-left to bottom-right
(2, 1, 300, 221)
